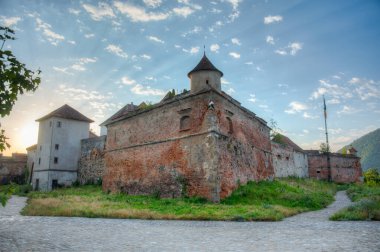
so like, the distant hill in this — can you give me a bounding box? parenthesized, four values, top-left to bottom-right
(338, 128, 380, 172)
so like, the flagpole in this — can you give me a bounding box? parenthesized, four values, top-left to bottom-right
(323, 95, 331, 181)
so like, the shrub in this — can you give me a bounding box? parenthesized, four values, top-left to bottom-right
(364, 168, 380, 186)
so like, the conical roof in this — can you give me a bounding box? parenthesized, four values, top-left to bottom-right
(36, 104, 94, 123)
(187, 53, 223, 77)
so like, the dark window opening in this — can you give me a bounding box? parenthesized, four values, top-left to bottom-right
(226, 117, 233, 134)
(286, 157, 289, 161)
(277, 154, 281, 159)
(38, 158, 41, 164)
(54, 157, 58, 164)
(180, 116, 191, 131)
(40, 145, 42, 151)
(57, 121, 61, 128)
(317, 170, 321, 174)
(35, 179, 39, 190)
(55, 144, 59, 150)
(206, 79, 209, 84)
(52, 179, 58, 190)
(49, 121, 52, 127)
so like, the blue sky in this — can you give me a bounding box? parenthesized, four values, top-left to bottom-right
(1, 0, 379, 155)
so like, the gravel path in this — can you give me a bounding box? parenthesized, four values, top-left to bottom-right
(0, 191, 379, 252)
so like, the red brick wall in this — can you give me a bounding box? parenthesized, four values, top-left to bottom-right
(103, 90, 273, 201)
(308, 153, 362, 183)
(0, 154, 27, 184)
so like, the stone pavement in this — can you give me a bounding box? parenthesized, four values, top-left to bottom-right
(0, 191, 379, 252)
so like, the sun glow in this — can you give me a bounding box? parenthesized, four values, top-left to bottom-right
(7, 122, 39, 155)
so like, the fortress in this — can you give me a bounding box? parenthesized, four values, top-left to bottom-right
(20, 54, 362, 201)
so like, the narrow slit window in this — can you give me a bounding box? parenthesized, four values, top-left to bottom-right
(54, 157, 58, 164)
(57, 121, 61, 128)
(226, 117, 233, 134)
(55, 144, 59, 150)
(180, 116, 191, 131)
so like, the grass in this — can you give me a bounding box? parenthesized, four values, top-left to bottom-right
(18, 178, 338, 221)
(330, 184, 380, 221)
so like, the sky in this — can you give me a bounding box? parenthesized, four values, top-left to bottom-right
(0, 0, 379, 156)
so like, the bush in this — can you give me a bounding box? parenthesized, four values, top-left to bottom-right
(364, 168, 380, 186)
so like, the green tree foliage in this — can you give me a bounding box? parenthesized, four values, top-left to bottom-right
(364, 168, 380, 186)
(269, 119, 284, 144)
(319, 143, 330, 153)
(0, 26, 41, 206)
(0, 26, 41, 151)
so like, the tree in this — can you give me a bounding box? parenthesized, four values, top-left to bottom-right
(0, 26, 41, 151)
(269, 119, 284, 144)
(319, 142, 330, 153)
(0, 26, 41, 206)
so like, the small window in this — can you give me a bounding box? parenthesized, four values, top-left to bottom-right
(38, 158, 41, 164)
(49, 121, 52, 127)
(55, 144, 59, 150)
(286, 157, 289, 161)
(57, 121, 61, 128)
(206, 79, 209, 84)
(54, 157, 58, 164)
(277, 154, 281, 159)
(317, 170, 321, 174)
(35, 179, 39, 190)
(180, 116, 191, 131)
(226, 117, 233, 134)
(40, 145, 42, 151)
(52, 179, 58, 190)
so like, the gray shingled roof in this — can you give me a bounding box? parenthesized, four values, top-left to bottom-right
(187, 53, 223, 77)
(36, 104, 94, 123)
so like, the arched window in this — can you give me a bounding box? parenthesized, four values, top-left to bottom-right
(180, 116, 191, 131)
(226, 117, 233, 134)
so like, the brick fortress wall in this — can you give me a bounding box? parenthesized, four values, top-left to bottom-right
(307, 151, 362, 183)
(103, 90, 273, 202)
(78, 135, 106, 184)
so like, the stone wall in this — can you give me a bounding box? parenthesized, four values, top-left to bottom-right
(307, 151, 362, 183)
(272, 142, 308, 178)
(103, 90, 273, 202)
(78, 135, 106, 184)
(0, 153, 27, 185)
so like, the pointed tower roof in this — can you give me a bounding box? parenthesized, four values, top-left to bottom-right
(187, 53, 223, 77)
(36, 104, 94, 123)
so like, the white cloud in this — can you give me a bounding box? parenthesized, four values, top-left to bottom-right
(231, 38, 241, 45)
(178, 0, 202, 10)
(182, 26, 202, 37)
(68, 8, 81, 15)
(114, 1, 169, 22)
(121, 76, 136, 85)
(141, 54, 151, 59)
(229, 52, 240, 59)
(69, 57, 97, 72)
(303, 129, 309, 134)
(353, 79, 380, 100)
(289, 42, 302, 55)
(264, 15, 283, 24)
(105, 44, 128, 58)
(266, 36, 274, 45)
(275, 42, 303, 56)
(182, 46, 200, 54)
(52, 67, 72, 75)
(84, 33, 95, 38)
(82, 2, 115, 21)
(225, 0, 241, 22)
(131, 84, 165, 96)
(245, 61, 253, 65)
(248, 94, 256, 103)
(0, 16, 22, 27)
(349, 77, 360, 84)
(303, 112, 318, 119)
(221, 78, 230, 85)
(68, 40, 76, 45)
(143, 0, 162, 8)
(147, 35, 165, 43)
(275, 49, 287, 55)
(310, 79, 353, 101)
(35, 18, 65, 45)
(210, 44, 220, 53)
(71, 64, 86, 71)
(285, 101, 308, 114)
(337, 105, 359, 115)
(226, 88, 235, 94)
(173, 7, 194, 17)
